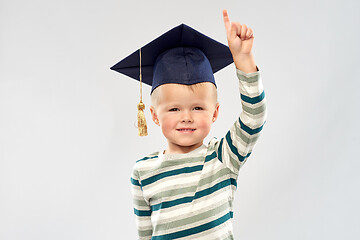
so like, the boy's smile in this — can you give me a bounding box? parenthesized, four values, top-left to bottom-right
(177, 128, 196, 132)
(150, 83, 219, 154)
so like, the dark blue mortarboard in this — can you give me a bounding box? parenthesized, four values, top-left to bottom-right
(110, 23, 234, 93)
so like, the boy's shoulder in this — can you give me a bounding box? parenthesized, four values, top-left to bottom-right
(131, 151, 161, 178)
(136, 151, 161, 163)
(132, 151, 161, 171)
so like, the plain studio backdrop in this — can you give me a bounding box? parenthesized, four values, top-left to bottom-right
(0, 0, 359, 239)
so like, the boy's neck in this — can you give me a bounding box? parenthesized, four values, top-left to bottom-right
(164, 142, 204, 154)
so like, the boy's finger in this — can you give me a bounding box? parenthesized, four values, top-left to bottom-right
(222, 9, 231, 33)
(230, 22, 239, 40)
(246, 28, 254, 39)
(240, 24, 247, 40)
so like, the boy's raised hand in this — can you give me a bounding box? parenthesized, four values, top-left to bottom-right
(223, 9, 254, 57)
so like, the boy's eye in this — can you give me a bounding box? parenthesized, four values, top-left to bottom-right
(169, 108, 179, 112)
(194, 106, 203, 110)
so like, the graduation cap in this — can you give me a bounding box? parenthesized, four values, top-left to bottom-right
(110, 23, 234, 136)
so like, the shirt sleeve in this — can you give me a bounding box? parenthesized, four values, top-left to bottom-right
(130, 166, 153, 240)
(214, 66, 267, 176)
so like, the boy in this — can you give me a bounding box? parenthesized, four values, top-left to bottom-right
(112, 10, 266, 240)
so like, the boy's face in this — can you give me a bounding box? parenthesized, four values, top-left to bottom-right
(150, 83, 219, 154)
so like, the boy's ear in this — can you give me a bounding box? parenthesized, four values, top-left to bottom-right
(150, 106, 160, 126)
(212, 103, 220, 123)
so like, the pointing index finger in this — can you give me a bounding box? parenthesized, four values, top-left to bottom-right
(223, 9, 231, 33)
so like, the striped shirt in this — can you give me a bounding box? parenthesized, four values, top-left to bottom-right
(130, 68, 267, 239)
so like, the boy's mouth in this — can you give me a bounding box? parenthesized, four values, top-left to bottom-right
(177, 128, 196, 132)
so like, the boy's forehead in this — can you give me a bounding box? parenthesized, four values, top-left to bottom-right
(155, 82, 217, 101)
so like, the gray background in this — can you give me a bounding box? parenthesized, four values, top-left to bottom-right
(1, 0, 359, 239)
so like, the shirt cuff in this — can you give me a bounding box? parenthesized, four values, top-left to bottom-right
(236, 65, 260, 78)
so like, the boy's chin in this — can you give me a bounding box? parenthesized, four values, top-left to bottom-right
(169, 140, 204, 151)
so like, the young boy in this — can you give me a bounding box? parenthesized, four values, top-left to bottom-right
(112, 10, 266, 240)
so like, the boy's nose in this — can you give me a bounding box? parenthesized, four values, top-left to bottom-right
(181, 111, 193, 122)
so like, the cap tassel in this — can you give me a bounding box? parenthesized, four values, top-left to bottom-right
(137, 101, 147, 136)
(137, 48, 148, 136)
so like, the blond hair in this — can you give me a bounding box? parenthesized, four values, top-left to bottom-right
(150, 82, 218, 108)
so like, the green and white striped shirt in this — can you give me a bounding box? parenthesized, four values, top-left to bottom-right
(131, 68, 267, 239)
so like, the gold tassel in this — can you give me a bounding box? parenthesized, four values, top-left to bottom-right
(137, 48, 148, 136)
(137, 101, 147, 136)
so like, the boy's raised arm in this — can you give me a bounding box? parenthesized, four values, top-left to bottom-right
(213, 10, 267, 175)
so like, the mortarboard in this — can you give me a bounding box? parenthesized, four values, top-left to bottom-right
(110, 23, 234, 136)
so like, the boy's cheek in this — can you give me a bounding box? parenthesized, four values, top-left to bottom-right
(159, 119, 175, 133)
(160, 114, 175, 124)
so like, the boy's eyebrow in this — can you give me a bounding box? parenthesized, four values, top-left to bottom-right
(159, 102, 182, 107)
